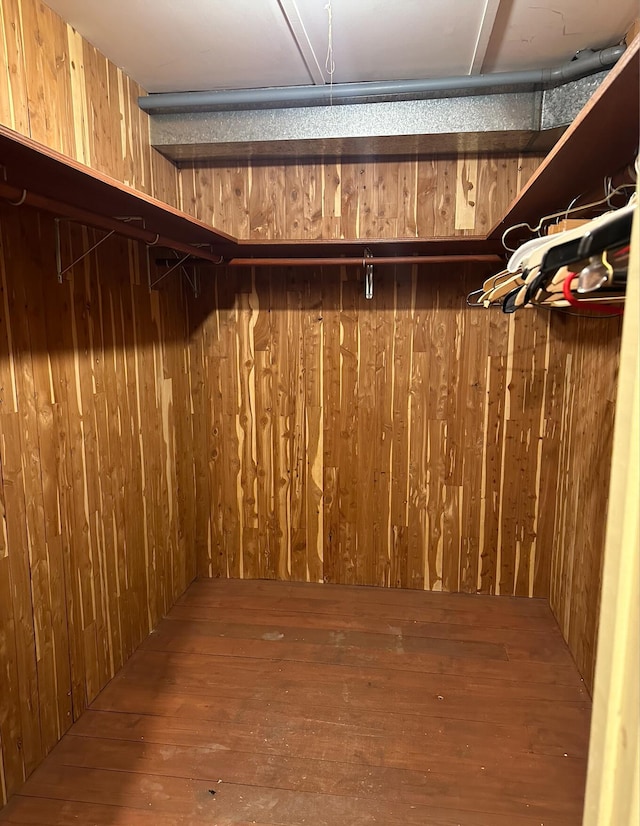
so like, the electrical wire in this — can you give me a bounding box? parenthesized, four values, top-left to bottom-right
(324, 1, 335, 104)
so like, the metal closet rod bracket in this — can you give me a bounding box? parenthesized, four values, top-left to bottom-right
(54, 216, 139, 284)
(364, 248, 373, 299)
(150, 252, 193, 290)
(149, 251, 226, 297)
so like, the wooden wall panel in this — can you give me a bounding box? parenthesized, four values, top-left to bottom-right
(0, 0, 618, 768)
(180, 155, 543, 240)
(0, 0, 180, 207)
(544, 315, 622, 691)
(186, 266, 621, 692)
(181, 151, 619, 694)
(0, 202, 196, 805)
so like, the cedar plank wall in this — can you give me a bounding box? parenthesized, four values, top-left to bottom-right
(0, 0, 196, 807)
(0, 0, 180, 206)
(186, 266, 620, 668)
(180, 156, 532, 239)
(184, 159, 622, 694)
(0, 203, 196, 805)
(0, 0, 622, 797)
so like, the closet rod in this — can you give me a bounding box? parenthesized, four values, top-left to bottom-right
(0, 182, 228, 266)
(226, 255, 502, 267)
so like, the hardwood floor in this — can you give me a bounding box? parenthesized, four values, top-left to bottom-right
(0, 580, 591, 825)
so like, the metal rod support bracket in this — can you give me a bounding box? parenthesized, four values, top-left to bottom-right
(54, 218, 117, 283)
(364, 248, 374, 300)
(150, 252, 193, 290)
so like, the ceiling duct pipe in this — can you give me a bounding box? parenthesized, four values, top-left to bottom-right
(139, 45, 625, 114)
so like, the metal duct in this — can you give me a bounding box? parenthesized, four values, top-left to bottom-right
(138, 45, 625, 114)
(147, 71, 607, 164)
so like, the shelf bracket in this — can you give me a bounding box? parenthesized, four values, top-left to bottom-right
(180, 264, 200, 299)
(54, 218, 117, 283)
(54, 216, 142, 284)
(149, 250, 214, 297)
(149, 252, 194, 291)
(113, 216, 145, 226)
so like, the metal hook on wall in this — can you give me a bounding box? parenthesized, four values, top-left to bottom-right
(364, 248, 373, 300)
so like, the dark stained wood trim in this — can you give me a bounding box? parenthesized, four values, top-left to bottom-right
(0, 123, 237, 252)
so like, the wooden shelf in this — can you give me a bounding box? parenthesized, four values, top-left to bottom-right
(235, 237, 502, 258)
(488, 36, 639, 242)
(0, 37, 637, 266)
(0, 124, 238, 258)
(0, 124, 501, 263)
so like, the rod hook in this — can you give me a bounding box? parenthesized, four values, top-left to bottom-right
(364, 247, 373, 300)
(8, 189, 27, 206)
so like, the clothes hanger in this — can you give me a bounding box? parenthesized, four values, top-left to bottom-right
(466, 288, 485, 307)
(507, 235, 552, 273)
(576, 207, 634, 259)
(500, 183, 636, 252)
(481, 271, 525, 305)
(481, 268, 512, 291)
(523, 202, 635, 277)
(478, 180, 635, 314)
(501, 286, 523, 314)
(577, 253, 612, 293)
(561, 270, 624, 315)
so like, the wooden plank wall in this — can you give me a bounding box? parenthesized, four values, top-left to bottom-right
(0, 0, 180, 206)
(186, 265, 621, 691)
(0, 0, 620, 754)
(180, 156, 542, 239)
(0, 201, 196, 806)
(544, 316, 622, 690)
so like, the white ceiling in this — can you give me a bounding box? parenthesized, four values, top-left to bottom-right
(45, 0, 638, 93)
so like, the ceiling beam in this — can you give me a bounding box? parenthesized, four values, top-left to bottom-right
(468, 0, 502, 75)
(277, 0, 326, 85)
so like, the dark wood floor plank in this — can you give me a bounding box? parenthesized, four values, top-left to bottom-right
(0, 790, 569, 826)
(0, 796, 272, 826)
(69, 710, 537, 769)
(68, 710, 588, 787)
(141, 617, 586, 688)
(90, 684, 590, 754)
(108, 648, 589, 708)
(166, 600, 574, 658)
(179, 581, 557, 627)
(186, 578, 554, 619)
(0, 580, 590, 825)
(12, 763, 582, 825)
(151, 616, 510, 660)
(46, 734, 585, 819)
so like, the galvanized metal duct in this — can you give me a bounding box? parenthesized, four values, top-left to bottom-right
(138, 45, 625, 114)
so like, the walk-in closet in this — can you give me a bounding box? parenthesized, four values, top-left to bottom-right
(0, 2, 637, 824)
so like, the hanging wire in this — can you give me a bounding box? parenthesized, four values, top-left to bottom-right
(324, 0, 335, 104)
